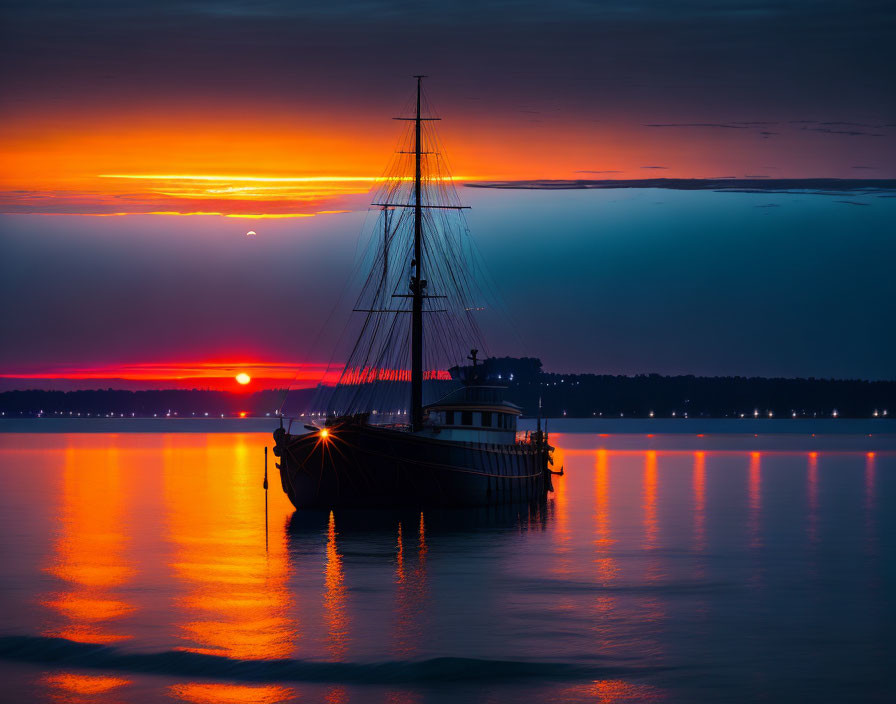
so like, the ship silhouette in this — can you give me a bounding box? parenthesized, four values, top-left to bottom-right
(273, 77, 556, 509)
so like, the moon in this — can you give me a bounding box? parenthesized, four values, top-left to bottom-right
(246, 230, 256, 237)
(235, 373, 251, 385)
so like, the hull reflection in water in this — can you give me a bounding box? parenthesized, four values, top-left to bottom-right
(0, 430, 891, 703)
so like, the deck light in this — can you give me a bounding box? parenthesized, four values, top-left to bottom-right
(320, 428, 330, 440)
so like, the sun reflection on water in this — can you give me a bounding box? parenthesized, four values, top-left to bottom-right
(168, 683, 294, 704)
(41, 673, 131, 703)
(692, 451, 707, 554)
(164, 435, 294, 661)
(42, 441, 136, 645)
(748, 452, 762, 550)
(12, 431, 887, 704)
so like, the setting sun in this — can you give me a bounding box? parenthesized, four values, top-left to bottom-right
(235, 373, 251, 385)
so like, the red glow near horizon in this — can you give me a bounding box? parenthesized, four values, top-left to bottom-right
(0, 360, 456, 391)
(0, 361, 330, 391)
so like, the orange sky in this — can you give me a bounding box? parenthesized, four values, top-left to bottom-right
(2, 106, 856, 218)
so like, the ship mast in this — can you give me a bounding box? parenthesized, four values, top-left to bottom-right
(410, 75, 425, 432)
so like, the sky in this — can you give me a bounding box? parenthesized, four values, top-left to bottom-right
(1, 1, 895, 389)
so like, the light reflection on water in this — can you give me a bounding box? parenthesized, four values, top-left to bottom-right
(0, 431, 893, 703)
(162, 434, 295, 663)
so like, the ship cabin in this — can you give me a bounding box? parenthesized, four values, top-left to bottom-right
(422, 384, 522, 445)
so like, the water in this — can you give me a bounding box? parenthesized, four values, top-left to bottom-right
(0, 427, 893, 702)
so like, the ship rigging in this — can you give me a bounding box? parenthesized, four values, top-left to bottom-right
(273, 77, 555, 509)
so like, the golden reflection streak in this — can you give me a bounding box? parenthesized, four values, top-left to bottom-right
(392, 513, 429, 657)
(43, 440, 136, 645)
(419, 512, 427, 562)
(865, 453, 876, 550)
(642, 451, 658, 551)
(692, 452, 707, 554)
(168, 683, 295, 704)
(41, 673, 131, 703)
(384, 692, 423, 704)
(748, 452, 762, 550)
(396, 522, 405, 584)
(549, 445, 570, 574)
(594, 449, 617, 579)
(545, 443, 579, 629)
(99, 173, 468, 183)
(325, 685, 349, 704)
(324, 511, 349, 660)
(640, 451, 665, 631)
(592, 449, 619, 655)
(807, 452, 819, 545)
(553, 678, 664, 702)
(163, 434, 295, 669)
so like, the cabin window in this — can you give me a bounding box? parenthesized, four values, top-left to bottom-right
(481, 411, 492, 427)
(461, 411, 473, 426)
(445, 410, 454, 425)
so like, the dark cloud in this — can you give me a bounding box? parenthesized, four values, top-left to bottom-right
(644, 123, 749, 129)
(820, 121, 888, 128)
(641, 166, 668, 170)
(801, 126, 885, 137)
(466, 178, 896, 195)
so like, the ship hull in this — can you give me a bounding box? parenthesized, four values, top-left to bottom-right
(273, 421, 550, 509)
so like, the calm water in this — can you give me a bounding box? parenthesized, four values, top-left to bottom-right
(0, 430, 893, 703)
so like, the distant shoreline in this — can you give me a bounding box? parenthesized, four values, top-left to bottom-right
(3, 367, 894, 421)
(2, 416, 894, 435)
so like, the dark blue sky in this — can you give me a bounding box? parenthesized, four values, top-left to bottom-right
(2, 186, 894, 382)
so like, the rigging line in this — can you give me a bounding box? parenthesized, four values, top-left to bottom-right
(425, 115, 527, 358)
(325, 184, 408, 404)
(343, 277, 409, 414)
(323, 79, 501, 418)
(282, 149, 412, 417)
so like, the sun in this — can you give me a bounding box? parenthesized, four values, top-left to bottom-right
(235, 373, 251, 385)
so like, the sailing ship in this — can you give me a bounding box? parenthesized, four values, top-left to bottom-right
(273, 77, 555, 509)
